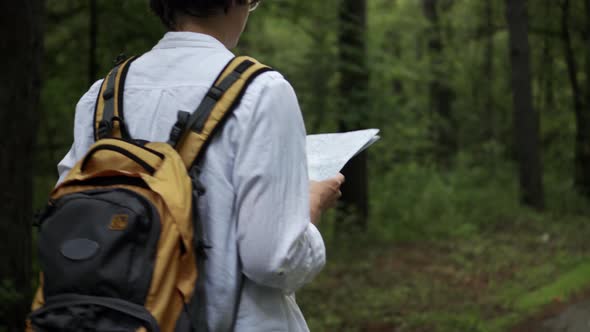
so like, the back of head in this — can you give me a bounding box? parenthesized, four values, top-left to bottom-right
(150, 0, 248, 30)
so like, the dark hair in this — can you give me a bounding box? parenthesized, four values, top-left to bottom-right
(150, 0, 248, 29)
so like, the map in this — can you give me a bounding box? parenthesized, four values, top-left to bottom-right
(306, 129, 380, 181)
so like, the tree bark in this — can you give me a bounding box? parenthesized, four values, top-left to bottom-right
(541, 1, 556, 113)
(422, 0, 456, 167)
(0, 0, 43, 330)
(586, 0, 590, 128)
(337, 0, 369, 230)
(387, 1, 404, 100)
(89, 0, 98, 85)
(586, 0, 590, 100)
(586, 0, 590, 109)
(505, 0, 545, 209)
(307, 2, 334, 133)
(483, 0, 495, 142)
(564, 0, 590, 197)
(541, 37, 555, 114)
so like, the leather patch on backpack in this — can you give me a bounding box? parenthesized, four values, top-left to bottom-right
(109, 214, 129, 231)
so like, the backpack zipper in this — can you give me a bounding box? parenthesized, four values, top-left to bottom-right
(105, 137, 165, 159)
(81, 144, 159, 174)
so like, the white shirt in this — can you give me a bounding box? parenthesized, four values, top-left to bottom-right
(57, 32, 325, 332)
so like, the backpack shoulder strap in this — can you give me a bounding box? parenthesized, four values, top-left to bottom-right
(93, 56, 139, 141)
(174, 56, 273, 169)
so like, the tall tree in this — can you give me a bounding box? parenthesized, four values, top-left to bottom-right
(583, 0, 590, 196)
(388, 28, 405, 102)
(305, 1, 337, 133)
(541, 34, 555, 115)
(385, 0, 404, 102)
(586, 0, 590, 111)
(482, 0, 495, 143)
(587, 0, 590, 110)
(0, 0, 43, 330)
(89, 0, 98, 85)
(562, 0, 590, 197)
(422, 0, 456, 166)
(337, 0, 369, 229)
(505, 0, 545, 209)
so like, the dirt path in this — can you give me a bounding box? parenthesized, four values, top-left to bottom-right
(537, 300, 590, 332)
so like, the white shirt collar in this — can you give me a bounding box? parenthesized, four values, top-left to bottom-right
(153, 31, 227, 50)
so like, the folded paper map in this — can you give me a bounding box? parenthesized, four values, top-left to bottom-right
(306, 129, 380, 181)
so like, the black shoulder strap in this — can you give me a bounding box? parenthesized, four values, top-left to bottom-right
(173, 56, 273, 169)
(93, 56, 138, 141)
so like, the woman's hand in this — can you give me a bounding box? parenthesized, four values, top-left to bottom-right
(309, 173, 345, 225)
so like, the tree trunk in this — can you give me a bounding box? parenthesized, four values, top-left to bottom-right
(385, 0, 404, 101)
(0, 0, 43, 330)
(390, 30, 404, 99)
(540, 1, 556, 114)
(585, 0, 590, 194)
(541, 37, 555, 114)
(586, 0, 590, 132)
(586, 0, 590, 110)
(505, 0, 545, 209)
(483, 0, 495, 142)
(563, 0, 590, 197)
(337, 0, 369, 230)
(422, 0, 456, 167)
(307, 2, 334, 133)
(89, 0, 98, 85)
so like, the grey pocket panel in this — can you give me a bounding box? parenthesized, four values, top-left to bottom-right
(37, 188, 160, 305)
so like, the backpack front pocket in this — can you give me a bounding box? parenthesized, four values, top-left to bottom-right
(37, 188, 161, 305)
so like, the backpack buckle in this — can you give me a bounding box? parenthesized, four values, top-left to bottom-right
(207, 86, 224, 101)
(102, 86, 115, 100)
(168, 111, 191, 147)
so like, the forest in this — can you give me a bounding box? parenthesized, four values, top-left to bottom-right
(1, 0, 590, 331)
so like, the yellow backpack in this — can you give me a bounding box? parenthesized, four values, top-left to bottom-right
(27, 56, 272, 332)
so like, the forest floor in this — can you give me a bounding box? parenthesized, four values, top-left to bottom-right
(297, 215, 590, 332)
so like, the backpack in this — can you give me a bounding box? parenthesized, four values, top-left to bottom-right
(27, 55, 272, 332)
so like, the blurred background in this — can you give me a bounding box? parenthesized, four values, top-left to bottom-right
(2, 0, 590, 331)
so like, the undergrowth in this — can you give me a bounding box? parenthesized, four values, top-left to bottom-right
(301, 160, 590, 332)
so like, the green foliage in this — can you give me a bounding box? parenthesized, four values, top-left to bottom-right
(369, 156, 523, 241)
(31, 0, 590, 330)
(514, 263, 590, 312)
(0, 280, 25, 326)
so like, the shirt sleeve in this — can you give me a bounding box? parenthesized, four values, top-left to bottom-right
(56, 80, 104, 184)
(233, 74, 326, 294)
